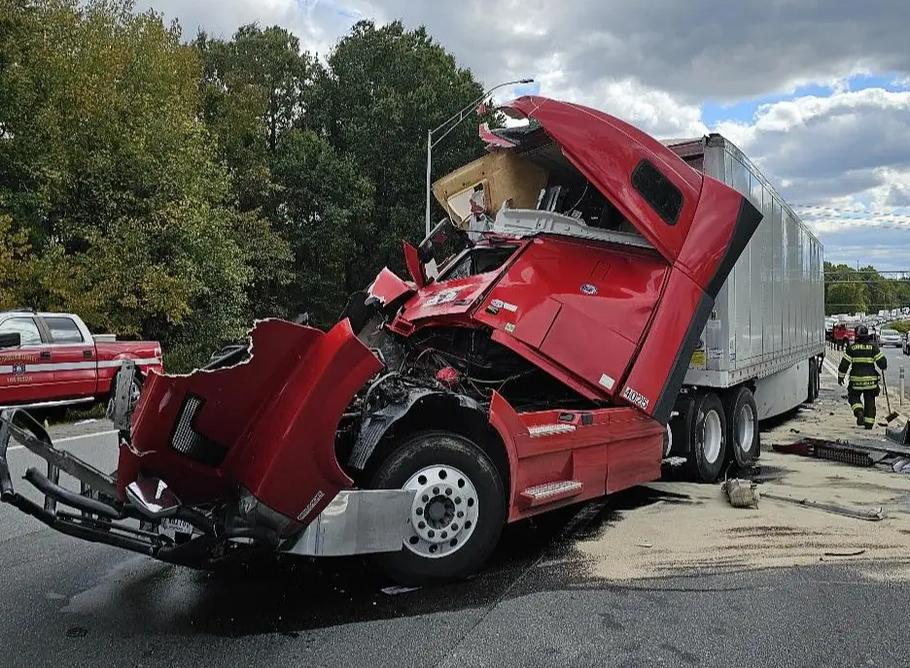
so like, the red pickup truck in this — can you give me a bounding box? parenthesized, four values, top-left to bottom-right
(0, 309, 163, 411)
(831, 320, 859, 347)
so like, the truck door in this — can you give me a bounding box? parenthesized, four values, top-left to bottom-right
(40, 315, 98, 398)
(0, 315, 56, 406)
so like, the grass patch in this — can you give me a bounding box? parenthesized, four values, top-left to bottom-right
(43, 402, 108, 427)
(888, 320, 910, 335)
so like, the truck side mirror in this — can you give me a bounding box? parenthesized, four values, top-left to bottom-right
(0, 332, 21, 348)
(417, 238, 435, 264)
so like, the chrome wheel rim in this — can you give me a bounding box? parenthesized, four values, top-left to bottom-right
(403, 465, 479, 559)
(702, 410, 723, 464)
(737, 404, 755, 455)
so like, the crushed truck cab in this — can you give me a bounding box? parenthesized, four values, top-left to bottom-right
(0, 96, 762, 586)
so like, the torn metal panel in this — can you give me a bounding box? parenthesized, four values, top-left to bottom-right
(772, 439, 883, 467)
(773, 437, 908, 466)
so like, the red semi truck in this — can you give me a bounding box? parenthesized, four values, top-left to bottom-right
(0, 310, 163, 412)
(0, 96, 761, 586)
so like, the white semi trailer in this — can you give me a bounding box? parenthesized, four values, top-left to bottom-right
(662, 134, 826, 482)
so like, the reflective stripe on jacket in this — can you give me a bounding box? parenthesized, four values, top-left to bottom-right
(838, 340, 887, 389)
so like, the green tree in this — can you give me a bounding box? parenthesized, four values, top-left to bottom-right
(0, 0, 288, 369)
(270, 129, 374, 325)
(824, 262, 866, 314)
(308, 20, 500, 291)
(194, 24, 313, 211)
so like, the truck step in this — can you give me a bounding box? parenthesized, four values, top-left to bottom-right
(519, 480, 584, 508)
(527, 423, 576, 437)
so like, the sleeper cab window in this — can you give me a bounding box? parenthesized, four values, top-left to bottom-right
(631, 159, 683, 226)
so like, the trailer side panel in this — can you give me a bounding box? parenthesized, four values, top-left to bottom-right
(675, 135, 825, 417)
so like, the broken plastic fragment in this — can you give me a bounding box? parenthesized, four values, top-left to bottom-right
(381, 586, 420, 596)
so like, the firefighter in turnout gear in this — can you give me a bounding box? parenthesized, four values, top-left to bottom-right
(837, 324, 887, 429)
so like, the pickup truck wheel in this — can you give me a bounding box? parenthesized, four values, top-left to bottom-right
(685, 392, 727, 483)
(724, 387, 759, 468)
(365, 430, 506, 587)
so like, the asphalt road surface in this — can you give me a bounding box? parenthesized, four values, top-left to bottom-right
(878, 341, 910, 404)
(2, 426, 910, 667)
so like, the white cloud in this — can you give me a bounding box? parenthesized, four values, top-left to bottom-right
(137, 0, 910, 267)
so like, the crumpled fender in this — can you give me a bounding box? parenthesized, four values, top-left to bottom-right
(368, 267, 415, 306)
(123, 318, 383, 523)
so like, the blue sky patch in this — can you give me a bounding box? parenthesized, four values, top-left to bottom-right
(702, 72, 910, 127)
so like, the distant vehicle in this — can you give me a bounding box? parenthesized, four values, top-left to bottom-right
(832, 320, 860, 347)
(0, 310, 163, 412)
(879, 328, 902, 347)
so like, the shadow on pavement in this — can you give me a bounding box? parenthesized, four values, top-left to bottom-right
(90, 486, 692, 638)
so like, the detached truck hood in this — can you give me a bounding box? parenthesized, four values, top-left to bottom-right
(401, 96, 763, 424)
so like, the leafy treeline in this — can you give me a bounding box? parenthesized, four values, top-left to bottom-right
(825, 262, 910, 316)
(0, 0, 496, 369)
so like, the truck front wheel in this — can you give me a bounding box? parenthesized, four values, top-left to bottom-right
(685, 392, 727, 483)
(366, 431, 506, 586)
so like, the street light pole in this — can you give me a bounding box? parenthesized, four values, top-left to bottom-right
(425, 77, 534, 237)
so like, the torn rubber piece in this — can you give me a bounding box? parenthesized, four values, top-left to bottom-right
(824, 549, 867, 557)
(761, 492, 884, 522)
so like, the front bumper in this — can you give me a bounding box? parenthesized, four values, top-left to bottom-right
(0, 407, 221, 568)
(0, 405, 416, 565)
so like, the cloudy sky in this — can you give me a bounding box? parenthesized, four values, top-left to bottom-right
(139, 0, 910, 272)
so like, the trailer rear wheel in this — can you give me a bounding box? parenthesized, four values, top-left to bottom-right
(685, 392, 727, 483)
(365, 430, 506, 586)
(806, 358, 819, 404)
(725, 387, 759, 467)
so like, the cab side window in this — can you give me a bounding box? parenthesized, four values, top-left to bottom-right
(44, 316, 84, 343)
(0, 317, 43, 346)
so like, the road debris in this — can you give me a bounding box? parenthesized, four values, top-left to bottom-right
(824, 549, 867, 557)
(773, 438, 884, 467)
(721, 478, 760, 508)
(761, 491, 884, 522)
(381, 586, 420, 596)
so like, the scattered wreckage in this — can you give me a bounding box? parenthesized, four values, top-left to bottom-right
(0, 96, 764, 586)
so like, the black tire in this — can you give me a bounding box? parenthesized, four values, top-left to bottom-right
(685, 392, 728, 483)
(365, 430, 506, 586)
(724, 387, 759, 467)
(806, 358, 818, 404)
(815, 360, 824, 401)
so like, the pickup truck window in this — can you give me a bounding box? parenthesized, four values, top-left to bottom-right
(0, 317, 43, 346)
(44, 316, 84, 343)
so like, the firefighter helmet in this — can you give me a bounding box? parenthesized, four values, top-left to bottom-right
(856, 324, 869, 339)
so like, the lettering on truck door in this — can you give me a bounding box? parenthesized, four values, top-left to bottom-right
(41, 315, 98, 399)
(0, 315, 56, 405)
